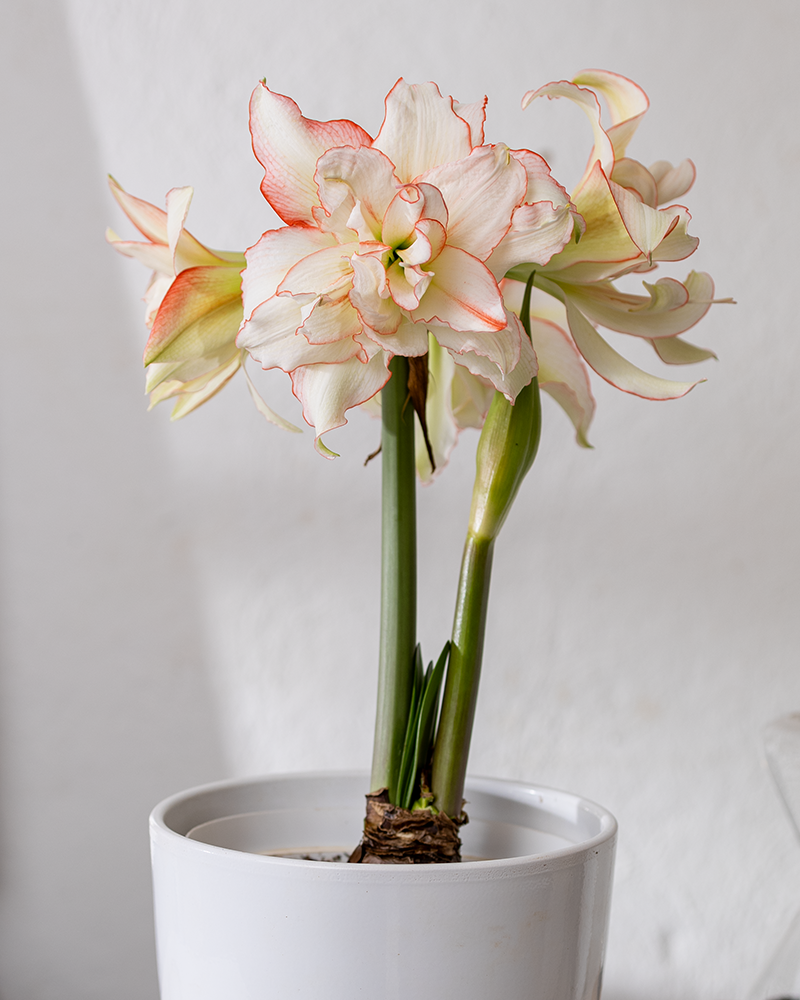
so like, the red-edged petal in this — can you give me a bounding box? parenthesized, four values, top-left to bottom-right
(249, 83, 372, 226)
(315, 145, 398, 240)
(531, 317, 595, 447)
(108, 176, 168, 244)
(144, 266, 243, 364)
(242, 226, 337, 320)
(453, 97, 487, 148)
(291, 350, 391, 451)
(372, 79, 472, 183)
(412, 245, 506, 333)
(566, 271, 717, 339)
(349, 254, 402, 335)
(238, 293, 363, 372)
(572, 69, 649, 161)
(420, 145, 527, 260)
(564, 299, 702, 399)
(649, 159, 696, 205)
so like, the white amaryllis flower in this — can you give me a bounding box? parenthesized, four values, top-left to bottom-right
(508, 70, 730, 401)
(237, 79, 581, 456)
(107, 177, 298, 429)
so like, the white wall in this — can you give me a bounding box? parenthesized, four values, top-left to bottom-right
(2, 1, 798, 997)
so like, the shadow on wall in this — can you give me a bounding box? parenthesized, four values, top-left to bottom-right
(0, 4, 228, 999)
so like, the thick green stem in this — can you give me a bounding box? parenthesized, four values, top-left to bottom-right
(431, 533, 495, 818)
(370, 356, 417, 799)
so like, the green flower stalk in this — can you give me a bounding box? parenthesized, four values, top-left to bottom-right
(432, 280, 542, 819)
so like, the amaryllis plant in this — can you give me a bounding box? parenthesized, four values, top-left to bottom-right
(109, 71, 728, 862)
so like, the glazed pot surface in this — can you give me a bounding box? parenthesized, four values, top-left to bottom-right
(151, 772, 616, 1000)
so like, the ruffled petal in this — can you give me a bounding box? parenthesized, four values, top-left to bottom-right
(299, 294, 363, 345)
(242, 226, 337, 320)
(441, 316, 537, 402)
(315, 145, 399, 240)
(572, 70, 649, 160)
(564, 298, 702, 399)
(361, 315, 430, 357)
(412, 245, 506, 333)
(453, 97, 487, 147)
(649, 159, 696, 205)
(373, 79, 473, 182)
(349, 254, 402, 335)
(487, 200, 576, 279)
(277, 243, 359, 297)
(565, 271, 717, 339)
(522, 80, 615, 190)
(238, 293, 363, 371)
(291, 350, 391, 450)
(531, 317, 595, 446)
(419, 145, 527, 260)
(610, 158, 658, 207)
(249, 83, 372, 226)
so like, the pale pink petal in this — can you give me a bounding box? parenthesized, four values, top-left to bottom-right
(106, 230, 173, 273)
(442, 317, 537, 402)
(382, 183, 448, 249)
(430, 314, 520, 376)
(572, 70, 649, 160)
(649, 159, 696, 205)
(144, 266, 243, 364)
(451, 364, 495, 428)
(567, 272, 717, 339)
(238, 293, 363, 371)
(510, 149, 573, 209)
(164, 186, 228, 272)
(412, 246, 506, 333)
(277, 243, 358, 296)
(531, 317, 595, 446)
(144, 272, 173, 327)
(161, 350, 244, 419)
(609, 180, 682, 260)
(386, 260, 431, 311)
(564, 299, 702, 400)
(242, 226, 337, 320)
(149, 299, 243, 367)
(650, 335, 717, 365)
(610, 158, 658, 207)
(398, 218, 447, 266)
(291, 351, 391, 450)
(420, 145, 527, 260)
(453, 97, 487, 147)
(487, 200, 576, 279)
(349, 254, 402, 335)
(647, 207, 699, 262)
(362, 315, 430, 357)
(108, 176, 168, 244)
(249, 83, 372, 226)
(299, 294, 363, 345)
(315, 145, 399, 240)
(522, 81, 615, 190)
(541, 162, 642, 280)
(372, 80, 472, 182)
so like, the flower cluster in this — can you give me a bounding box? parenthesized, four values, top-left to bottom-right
(109, 72, 723, 473)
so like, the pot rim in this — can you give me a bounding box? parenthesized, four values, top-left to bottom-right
(151, 770, 617, 872)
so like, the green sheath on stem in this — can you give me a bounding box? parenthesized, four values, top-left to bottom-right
(370, 356, 417, 800)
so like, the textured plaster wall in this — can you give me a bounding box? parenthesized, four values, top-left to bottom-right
(1, 1, 798, 997)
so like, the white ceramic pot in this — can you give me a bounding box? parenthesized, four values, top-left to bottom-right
(150, 772, 616, 1000)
